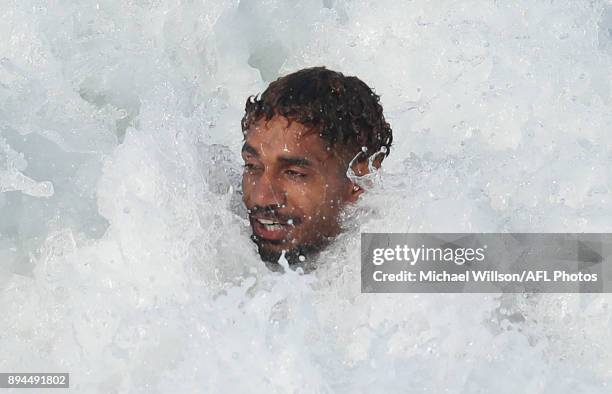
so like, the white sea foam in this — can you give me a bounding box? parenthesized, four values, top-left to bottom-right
(1, 0, 611, 392)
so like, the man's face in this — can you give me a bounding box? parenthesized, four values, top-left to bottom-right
(241, 116, 356, 264)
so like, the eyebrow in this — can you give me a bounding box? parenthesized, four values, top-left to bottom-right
(278, 156, 313, 168)
(241, 143, 316, 168)
(241, 143, 258, 156)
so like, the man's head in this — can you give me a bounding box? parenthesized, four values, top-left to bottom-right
(241, 67, 392, 265)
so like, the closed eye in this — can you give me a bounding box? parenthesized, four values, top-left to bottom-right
(286, 169, 307, 178)
(243, 163, 262, 172)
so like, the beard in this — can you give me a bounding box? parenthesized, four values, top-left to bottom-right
(251, 234, 326, 272)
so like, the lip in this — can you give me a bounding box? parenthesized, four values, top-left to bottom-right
(250, 216, 293, 241)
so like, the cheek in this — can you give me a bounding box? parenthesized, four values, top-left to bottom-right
(289, 182, 344, 218)
(286, 183, 316, 210)
(241, 174, 256, 204)
(320, 180, 348, 208)
(241, 175, 249, 198)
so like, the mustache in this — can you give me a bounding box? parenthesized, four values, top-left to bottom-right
(247, 205, 302, 225)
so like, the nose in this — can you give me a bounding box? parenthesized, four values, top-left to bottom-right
(245, 171, 286, 208)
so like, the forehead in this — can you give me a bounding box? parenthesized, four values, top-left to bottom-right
(243, 116, 333, 162)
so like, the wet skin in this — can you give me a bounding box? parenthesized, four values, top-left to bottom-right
(241, 116, 361, 264)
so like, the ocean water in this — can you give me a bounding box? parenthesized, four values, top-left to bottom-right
(1, 0, 612, 392)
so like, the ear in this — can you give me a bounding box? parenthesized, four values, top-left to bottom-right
(346, 181, 364, 203)
(345, 156, 384, 203)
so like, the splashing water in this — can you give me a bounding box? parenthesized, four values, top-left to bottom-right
(1, 0, 612, 392)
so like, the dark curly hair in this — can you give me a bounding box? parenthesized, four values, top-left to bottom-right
(241, 67, 392, 162)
